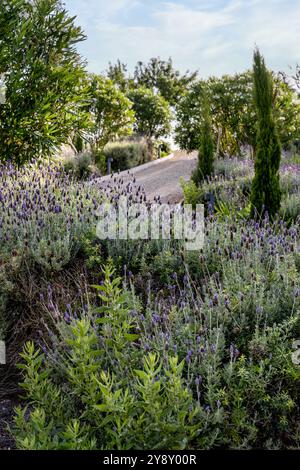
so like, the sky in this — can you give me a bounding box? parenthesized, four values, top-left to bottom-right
(64, 0, 300, 78)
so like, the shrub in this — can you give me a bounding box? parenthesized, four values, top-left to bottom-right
(157, 140, 172, 158)
(102, 139, 149, 172)
(13, 263, 201, 450)
(13, 250, 300, 449)
(181, 174, 251, 216)
(0, 0, 87, 165)
(62, 152, 99, 180)
(180, 178, 202, 208)
(281, 193, 300, 221)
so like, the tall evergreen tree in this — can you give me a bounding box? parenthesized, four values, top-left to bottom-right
(192, 96, 214, 184)
(251, 49, 282, 217)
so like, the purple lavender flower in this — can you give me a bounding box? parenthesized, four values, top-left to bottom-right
(152, 313, 160, 324)
(195, 376, 202, 387)
(64, 312, 71, 324)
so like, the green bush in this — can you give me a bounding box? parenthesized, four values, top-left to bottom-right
(180, 178, 202, 208)
(157, 140, 172, 158)
(13, 262, 200, 450)
(181, 175, 251, 216)
(102, 139, 149, 172)
(13, 255, 300, 449)
(0, 0, 87, 165)
(62, 152, 100, 180)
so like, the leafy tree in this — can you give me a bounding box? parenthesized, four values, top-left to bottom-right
(251, 49, 281, 218)
(0, 0, 88, 165)
(175, 75, 255, 156)
(87, 74, 135, 152)
(175, 80, 206, 153)
(175, 72, 300, 156)
(129, 87, 171, 141)
(280, 65, 300, 92)
(208, 73, 256, 156)
(106, 60, 129, 93)
(273, 77, 300, 148)
(134, 57, 197, 106)
(192, 97, 214, 184)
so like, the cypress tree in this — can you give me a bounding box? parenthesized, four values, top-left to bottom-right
(251, 48, 281, 217)
(193, 96, 214, 184)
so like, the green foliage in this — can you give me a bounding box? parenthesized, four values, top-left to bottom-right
(13, 246, 300, 449)
(0, 0, 88, 165)
(129, 87, 172, 141)
(157, 140, 172, 158)
(87, 74, 135, 153)
(183, 156, 300, 222)
(133, 57, 197, 106)
(181, 172, 251, 217)
(91, 148, 107, 174)
(106, 60, 129, 93)
(73, 134, 84, 153)
(102, 139, 148, 172)
(180, 178, 202, 208)
(251, 49, 282, 217)
(175, 80, 206, 152)
(175, 72, 300, 156)
(62, 151, 98, 180)
(274, 78, 300, 148)
(281, 192, 300, 221)
(13, 264, 200, 450)
(192, 97, 214, 183)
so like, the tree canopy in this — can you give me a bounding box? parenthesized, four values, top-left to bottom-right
(86, 74, 135, 151)
(129, 87, 172, 141)
(0, 0, 87, 165)
(133, 57, 197, 106)
(175, 72, 300, 156)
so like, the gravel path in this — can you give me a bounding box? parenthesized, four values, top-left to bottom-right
(100, 151, 197, 203)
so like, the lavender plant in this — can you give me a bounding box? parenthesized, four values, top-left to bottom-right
(13, 234, 300, 449)
(1, 155, 300, 449)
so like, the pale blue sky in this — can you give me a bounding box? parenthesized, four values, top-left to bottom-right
(64, 0, 300, 77)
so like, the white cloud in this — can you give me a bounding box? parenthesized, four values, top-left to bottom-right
(244, 1, 300, 59)
(93, 1, 237, 74)
(65, 0, 300, 77)
(154, 2, 234, 34)
(97, 0, 142, 19)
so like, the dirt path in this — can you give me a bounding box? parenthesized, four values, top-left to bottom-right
(100, 151, 197, 203)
